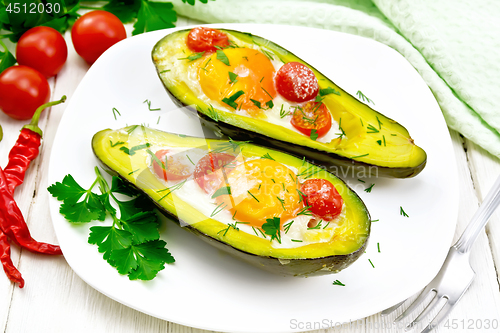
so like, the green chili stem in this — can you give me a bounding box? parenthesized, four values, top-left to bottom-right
(23, 95, 67, 137)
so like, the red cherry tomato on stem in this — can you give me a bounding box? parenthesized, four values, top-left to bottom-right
(187, 27, 230, 53)
(71, 10, 126, 65)
(275, 62, 319, 102)
(300, 179, 343, 221)
(291, 101, 332, 138)
(153, 149, 194, 182)
(16, 26, 67, 78)
(0, 66, 50, 120)
(194, 152, 235, 194)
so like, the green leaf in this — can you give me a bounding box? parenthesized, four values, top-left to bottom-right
(211, 186, 231, 199)
(262, 217, 281, 243)
(222, 90, 244, 109)
(120, 211, 160, 244)
(88, 226, 133, 261)
(319, 87, 340, 96)
(132, 0, 176, 36)
(59, 192, 106, 222)
(228, 71, 238, 83)
(0, 39, 15, 74)
(216, 50, 230, 66)
(266, 100, 274, 109)
(128, 240, 175, 280)
(47, 174, 86, 204)
(110, 176, 140, 197)
(102, 0, 141, 23)
(250, 99, 262, 109)
(109, 247, 138, 274)
(310, 129, 319, 141)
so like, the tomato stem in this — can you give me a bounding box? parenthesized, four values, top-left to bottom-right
(23, 95, 67, 137)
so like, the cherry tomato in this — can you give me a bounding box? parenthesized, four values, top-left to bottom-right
(152, 149, 194, 182)
(0, 66, 50, 120)
(71, 10, 126, 65)
(291, 101, 332, 138)
(16, 26, 67, 78)
(275, 62, 319, 102)
(300, 179, 343, 221)
(187, 27, 230, 53)
(193, 152, 235, 194)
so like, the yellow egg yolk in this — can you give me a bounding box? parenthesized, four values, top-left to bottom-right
(198, 48, 277, 117)
(215, 159, 301, 227)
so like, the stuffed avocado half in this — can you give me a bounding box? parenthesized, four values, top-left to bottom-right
(151, 28, 427, 178)
(92, 126, 371, 276)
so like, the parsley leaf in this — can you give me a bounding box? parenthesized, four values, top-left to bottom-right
(89, 226, 133, 261)
(126, 240, 175, 280)
(319, 87, 341, 96)
(310, 129, 319, 141)
(228, 71, 238, 83)
(0, 40, 16, 74)
(222, 90, 244, 109)
(262, 217, 281, 243)
(120, 211, 160, 244)
(132, 0, 176, 36)
(216, 50, 230, 66)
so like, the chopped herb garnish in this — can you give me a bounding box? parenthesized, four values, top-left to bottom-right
(336, 118, 346, 139)
(351, 153, 369, 159)
(110, 140, 125, 147)
(400, 206, 409, 217)
(157, 180, 187, 201)
(319, 87, 341, 96)
(357, 179, 366, 183)
(376, 116, 383, 129)
(218, 222, 250, 236)
(292, 239, 303, 242)
(289, 173, 296, 184)
(323, 221, 331, 229)
(126, 125, 139, 134)
(310, 129, 319, 141)
(143, 99, 161, 111)
(296, 188, 305, 203)
(376, 140, 382, 146)
(146, 149, 166, 170)
(120, 143, 151, 156)
(228, 71, 238, 84)
(266, 100, 274, 109)
(186, 154, 195, 166)
(112, 107, 121, 120)
(247, 190, 259, 202)
(297, 205, 313, 216)
(261, 153, 275, 160)
(356, 90, 374, 104)
(262, 49, 274, 60)
(260, 76, 264, 83)
(210, 202, 227, 217)
(315, 95, 323, 102)
(279, 105, 291, 118)
(377, 242, 381, 253)
(211, 186, 231, 199)
(205, 104, 220, 122)
(250, 99, 262, 109)
(178, 51, 205, 62)
(283, 220, 294, 233)
(364, 184, 375, 193)
(262, 217, 281, 243)
(157, 116, 161, 124)
(383, 135, 386, 146)
(222, 90, 245, 109)
(252, 226, 260, 237)
(360, 118, 364, 127)
(307, 220, 322, 230)
(242, 56, 249, 61)
(261, 86, 273, 99)
(297, 165, 322, 179)
(159, 69, 171, 74)
(276, 197, 286, 211)
(216, 50, 230, 66)
(128, 168, 140, 175)
(366, 124, 379, 133)
(332, 280, 345, 286)
(391, 133, 397, 136)
(371, 219, 379, 223)
(368, 259, 375, 268)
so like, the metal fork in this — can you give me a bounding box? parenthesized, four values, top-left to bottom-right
(381, 175, 500, 333)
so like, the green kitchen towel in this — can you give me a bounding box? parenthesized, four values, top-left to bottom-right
(171, 0, 500, 159)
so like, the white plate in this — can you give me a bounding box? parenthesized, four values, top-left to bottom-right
(48, 24, 458, 333)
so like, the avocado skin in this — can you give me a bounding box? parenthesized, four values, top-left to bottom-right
(152, 28, 427, 179)
(92, 128, 371, 277)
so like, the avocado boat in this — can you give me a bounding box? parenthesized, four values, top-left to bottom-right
(151, 28, 427, 178)
(92, 126, 371, 276)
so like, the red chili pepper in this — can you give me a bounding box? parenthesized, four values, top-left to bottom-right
(3, 96, 66, 195)
(0, 230, 24, 288)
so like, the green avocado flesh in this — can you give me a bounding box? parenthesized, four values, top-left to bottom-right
(92, 126, 371, 276)
(152, 28, 427, 178)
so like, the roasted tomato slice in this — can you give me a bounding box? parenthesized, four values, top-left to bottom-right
(152, 149, 193, 181)
(194, 152, 235, 194)
(300, 179, 343, 221)
(187, 27, 230, 53)
(275, 62, 319, 102)
(291, 101, 332, 138)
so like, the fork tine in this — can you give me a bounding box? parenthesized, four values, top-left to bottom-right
(418, 301, 455, 333)
(394, 286, 436, 322)
(381, 300, 405, 316)
(404, 296, 447, 331)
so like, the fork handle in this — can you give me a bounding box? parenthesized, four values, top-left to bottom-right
(454, 175, 500, 253)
